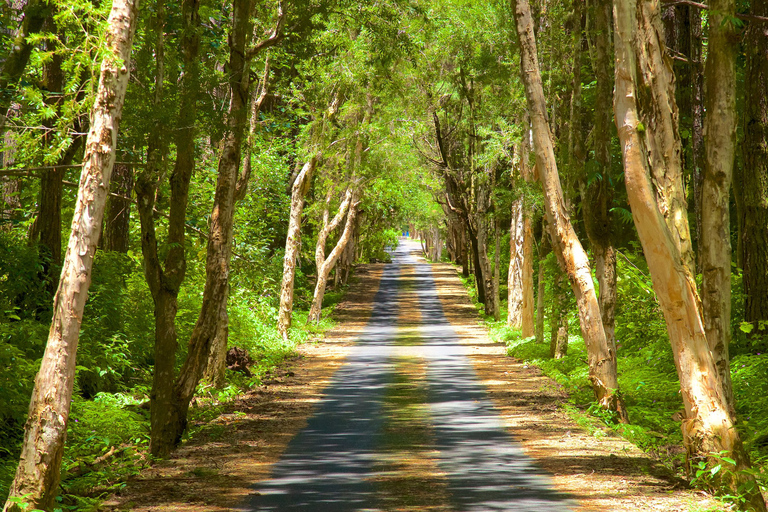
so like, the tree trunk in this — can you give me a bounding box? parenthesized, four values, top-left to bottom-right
(583, 0, 619, 354)
(308, 194, 360, 322)
(742, 0, 768, 335)
(205, 292, 229, 388)
(536, 219, 550, 344)
(135, 0, 200, 458)
(513, 0, 627, 422)
(612, 0, 764, 504)
(103, 163, 133, 252)
(550, 271, 569, 359)
(701, 0, 737, 411)
(158, 0, 254, 453)
(492, 217, 501, 320)
(507, 194, 525, 328)
(204, 53, 273, 388)
(277, 157, 316, 339)
(2, 0, 139, 507)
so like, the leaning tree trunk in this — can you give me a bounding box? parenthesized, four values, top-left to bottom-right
(204, 55, 273, 388)
(742, 0, 768, 336)
(701, 0, 738, 411)
(155, 0, 254, 453)
(513, 0, 627, 422)
(307, 187, 352, 322)
(308, 195, 360, 322)
(277, 157, 316, 339)
(2, 0, 139, 507)
(612, 0, 764, 505)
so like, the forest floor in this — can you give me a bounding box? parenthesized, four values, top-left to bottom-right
(104, 240, 724, 512)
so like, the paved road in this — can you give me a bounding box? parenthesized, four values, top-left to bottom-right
(246, 240, 574, 511)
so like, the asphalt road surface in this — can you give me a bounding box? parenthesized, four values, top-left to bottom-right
(246, 240, 575, 511)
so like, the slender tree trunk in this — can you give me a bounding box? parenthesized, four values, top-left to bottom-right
(742, 0, 768, 335)
(136, 0, 200, 458)
(612, 0, 764, 505)
(508, 194, 525, 328)
(277, 157, 316, 339)
(309, 195, 360, 322)
(2, 0, 139, 507)
(583, 0, 619, 353)
(204, 54, 272, 388)
(103, 163, 133, 252)
(514, 0, 627, 422)
(550, 271, 569, 359)
(701, 0, 737, 410)
(493, 217, 501, 320)
(159, 0, 255, 452)
(536, 219, 550, 344)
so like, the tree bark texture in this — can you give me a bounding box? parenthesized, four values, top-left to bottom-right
(584, 0, 619, 354)
(277, 157, 316, 339)
(701, 0, 738, 411)
(103, 163, 133, 252)
(742, 0, 768, 333)
(133, 0, 201, 458)
(161, 0, 253, 454)
(508, 194, 525, 329)
(612, 0, 764, 505)
(3, 0, 139, 507)
(204, 54, 273, 388)
(508, 136, 535, 336)
(308, 193, 359, 322)
(536, 219, 551, 344)
(550, 271, 569, 359)
(514, 0, 627, 422)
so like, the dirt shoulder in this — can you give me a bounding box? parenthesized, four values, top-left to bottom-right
(424, 256, 722, 512)
(103, 264, 385, 512)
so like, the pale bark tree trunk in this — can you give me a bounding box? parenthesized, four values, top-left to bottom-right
(307, 187, 352, 322)
(308, 193, 360, 322)
(612, 0, 764, 505)
(2, 0, 139, 507)
(508, 193, 525, 328)
(277, 157, 316, 339)
(701, 0, 737, 410)
(514, 0, 627, 422)
(204, 54, 273, 388)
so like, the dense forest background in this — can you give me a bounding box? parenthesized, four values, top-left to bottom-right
(1, 0, 767, 509)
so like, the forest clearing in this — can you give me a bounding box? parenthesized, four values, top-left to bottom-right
(1, 0, 767, 510)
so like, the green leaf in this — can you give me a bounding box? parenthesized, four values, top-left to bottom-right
(740, 321, 755, 334)
(710, 464, 721, 476)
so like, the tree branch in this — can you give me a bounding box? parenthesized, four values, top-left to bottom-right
(246, 1, 286, 58)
